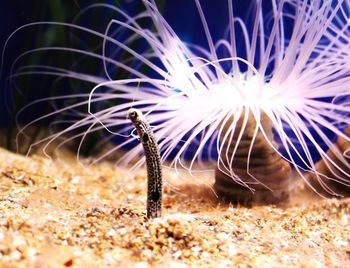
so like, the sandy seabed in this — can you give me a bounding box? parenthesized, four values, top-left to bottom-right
(0, 147, 349, 267)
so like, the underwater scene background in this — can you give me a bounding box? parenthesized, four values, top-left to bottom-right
(0, 0, 349, 194)
(0, 2, 350, 266)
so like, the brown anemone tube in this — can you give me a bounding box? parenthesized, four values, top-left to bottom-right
(306, 125, 350, 198)
(213, 111, 292, 204)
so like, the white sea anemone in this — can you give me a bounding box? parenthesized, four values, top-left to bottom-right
(4, 0, 350, 200)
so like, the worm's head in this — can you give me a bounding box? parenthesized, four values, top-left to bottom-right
(128, 108, 143, 124)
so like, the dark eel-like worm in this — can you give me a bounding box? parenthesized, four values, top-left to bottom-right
(128, 108, 162, 218)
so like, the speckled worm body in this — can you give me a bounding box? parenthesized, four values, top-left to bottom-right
(128, 108, 162, 218)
